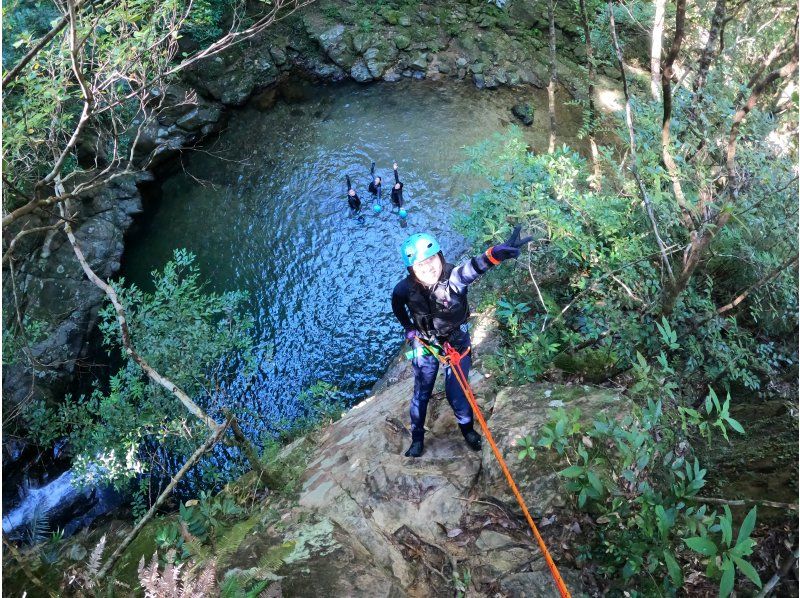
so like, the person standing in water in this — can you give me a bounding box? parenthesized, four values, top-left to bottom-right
(391, 226, 532, 458)
(390, 162, 404, 212)
(345, 175, 363, 220)
(368, 162, 382, 203)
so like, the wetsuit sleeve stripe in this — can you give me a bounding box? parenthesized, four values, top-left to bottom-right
(391, 282, 414, 331)
(448, 252, 495, 292)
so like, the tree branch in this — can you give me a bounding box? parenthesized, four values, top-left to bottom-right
(1, 0, 87, 88)
(57, 188, 220, 431)
(608, 0, 675, 283)
(716, 254, 798, 314)
(95, 417, 231, 581)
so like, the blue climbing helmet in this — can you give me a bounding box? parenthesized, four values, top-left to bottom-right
(400, 233, 441, 267)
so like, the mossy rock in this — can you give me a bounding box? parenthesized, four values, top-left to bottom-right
(111, 518, 162, 588)
(553, 349, 619, 383)
(380, 8, 400, 25)
(394, 34, 410, 50)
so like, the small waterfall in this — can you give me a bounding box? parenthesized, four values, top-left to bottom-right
(2, 470, 122, 538)
(2, 471, 76, 534)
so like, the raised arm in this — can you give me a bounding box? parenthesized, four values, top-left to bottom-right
(346, 174, 353, 191)
(393, 162, 400, 184)
(449, 225, 533, 293)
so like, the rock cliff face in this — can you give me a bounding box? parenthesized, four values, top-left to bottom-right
(180, 0, 621, 107)
(2, 83, 227, 418)
(13, 316, 630, 595)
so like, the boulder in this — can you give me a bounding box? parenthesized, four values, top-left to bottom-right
(409, 53, 428, 71)
(363, 43, 398, 79)
(512, 101, 535, 125)
(288, 320, 613, 595)
(394, 34, 410, 50)
(350, 60, 374, 83)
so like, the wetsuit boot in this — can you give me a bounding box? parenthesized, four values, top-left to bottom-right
(459, 422, 482, 451)
(405, 438, 424, 457)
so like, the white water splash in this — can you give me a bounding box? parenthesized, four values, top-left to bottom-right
(2, 470, 76, 534)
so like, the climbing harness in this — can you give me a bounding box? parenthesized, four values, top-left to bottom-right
(413, 335, 572, 598)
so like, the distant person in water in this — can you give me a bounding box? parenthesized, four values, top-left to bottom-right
(368, 161, 382, 202)
(346, 175, 364, 222)
(390, 162, 404, 211)
(346, 175, 361, 212)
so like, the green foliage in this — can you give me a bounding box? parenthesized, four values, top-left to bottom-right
(4, 0, 190, 194)
(453, 567, 472, 598)
(456, 128, 797, 395)
(684, 506, 762, 597)
(2, 315, 47, 366)
(520, 350, 760, 595)
(24, 250, 257, 495)
(24, 499, 51, 546)
(182, 0, 238, 45)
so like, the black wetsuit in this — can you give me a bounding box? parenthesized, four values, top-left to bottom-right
(346, 175, 361, 213)
(368, 162, 382, 200)
(391, 168, 404, 208)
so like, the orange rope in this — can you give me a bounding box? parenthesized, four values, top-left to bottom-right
(413, 336, 572, 598)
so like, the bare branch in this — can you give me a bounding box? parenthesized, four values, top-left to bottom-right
(608, 0, 675, 282)
(57, 185, 220, 431)
(2, 222, 62, 264)
(96, 417, 231, 581)
(716, 253, 798, 314)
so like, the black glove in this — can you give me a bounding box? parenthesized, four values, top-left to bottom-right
(491, 225, 533, 261)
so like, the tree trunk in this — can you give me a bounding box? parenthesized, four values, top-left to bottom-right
(660, 0, 693, 228)
(548, 0, 557, 152)
(578, 0, 601, 189)
(650, 0, 666, 100)
(608, 0, 675, 282)
(694, 0, 727, 92)
(661, 49, 799, 314)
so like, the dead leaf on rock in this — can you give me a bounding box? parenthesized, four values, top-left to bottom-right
(447, 528, 463, 538)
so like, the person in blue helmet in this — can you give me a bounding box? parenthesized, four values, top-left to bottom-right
(391, 226, 532, 457)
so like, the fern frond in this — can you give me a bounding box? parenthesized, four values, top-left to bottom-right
(138, 552, 161, 595)
(183, 558, 217, 598)
(25, 499, 51, 545)
(87, 534, 106, 577)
